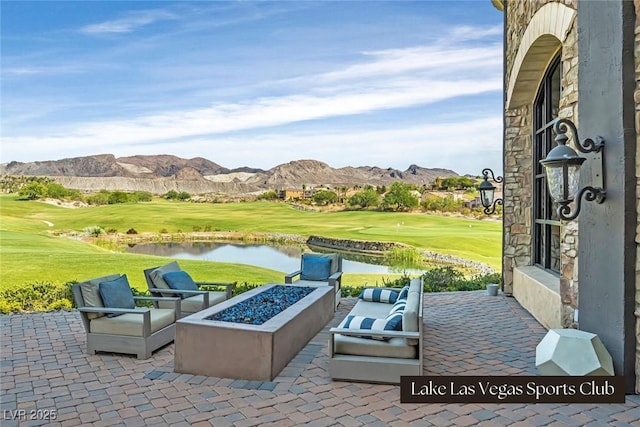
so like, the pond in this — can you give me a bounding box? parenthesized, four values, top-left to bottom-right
(126, 242, 424, 274)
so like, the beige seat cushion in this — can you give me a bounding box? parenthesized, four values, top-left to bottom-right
(89, 308, 175, 337)
(157, 291, 227, 312)
(345, 300, 393, 320)
(79, 273, 121, 320)
(334, 335, 416, 359)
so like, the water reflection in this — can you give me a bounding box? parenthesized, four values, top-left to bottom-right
(127, 242, 423, 274)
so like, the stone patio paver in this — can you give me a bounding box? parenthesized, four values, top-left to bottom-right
(2, 291, 640, 426)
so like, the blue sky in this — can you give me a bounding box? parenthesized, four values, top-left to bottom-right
(1, 1, 503, 175)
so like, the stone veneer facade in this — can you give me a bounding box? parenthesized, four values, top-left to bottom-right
(504, 0, 639, 392)
(504, 0, 579, 326)
(634, 0, 640, 395)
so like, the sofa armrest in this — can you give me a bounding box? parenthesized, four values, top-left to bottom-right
(285, 270, 302, 284)
(329, 327, 420, 340)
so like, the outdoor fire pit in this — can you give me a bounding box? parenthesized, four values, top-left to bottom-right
(174, 284, 334, 381)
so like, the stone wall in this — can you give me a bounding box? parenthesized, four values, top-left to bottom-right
(504, 0, 579, 327)
(308, 235, 405, 253)
(307, 236, 496, 275)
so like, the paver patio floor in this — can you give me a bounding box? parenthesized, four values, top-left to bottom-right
(2, 291, 639, 426)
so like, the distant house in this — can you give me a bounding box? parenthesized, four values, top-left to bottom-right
(462, 197, 482, 210)
(277, 188, 317, 200)
(278, 189, 304, 200)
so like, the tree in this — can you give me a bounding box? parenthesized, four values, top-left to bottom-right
(45, 183, 69, 199)
(18, 182, 48, 200)
(434, 177, 443, 190)
(382, 182, 419, 211)
(348, 188, 380, 208)
(257, 190, 278, 200)
(312, 190, 338, 205)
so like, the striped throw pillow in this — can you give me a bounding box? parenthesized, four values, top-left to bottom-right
(389, 298, 407, 315)
(397, 285, 410, 301)
(342, 312, 403, 341)
(358, 288, 399, 304)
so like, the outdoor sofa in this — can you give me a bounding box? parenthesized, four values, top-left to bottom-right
(328, 277, 424, 384)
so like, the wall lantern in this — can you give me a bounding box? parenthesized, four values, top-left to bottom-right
(539, 118, 606, 221)
(479, 168, 503, 215)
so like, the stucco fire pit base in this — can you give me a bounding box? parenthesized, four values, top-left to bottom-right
(174, 284, 334, 381)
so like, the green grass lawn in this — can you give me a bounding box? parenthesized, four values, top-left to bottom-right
(0, 195, 501, 291)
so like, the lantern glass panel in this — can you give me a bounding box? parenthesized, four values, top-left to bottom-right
(480, 188, 494, 207)
(545, 163, 581, 202)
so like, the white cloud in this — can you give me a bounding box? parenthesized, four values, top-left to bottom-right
(319, 44, 501, 83)
(80, 9, 177, 34)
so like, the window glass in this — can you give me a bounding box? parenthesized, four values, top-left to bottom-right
(532, 54, 562, 274)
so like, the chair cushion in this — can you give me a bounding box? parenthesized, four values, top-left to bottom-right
(158, 291, 227, 312)
(301, 255, 331, 281)
(162, 270, 198, 298)
(149, 261, 181, 290)
(342, 312, 403, 341)
(89, 308, 175, 337)
(99, 275, 135, 317)
(348, 299, 393, 319)
(79, 273, 120, 319)
(359, 288, 399, 304)
(333, 335, 417, 359)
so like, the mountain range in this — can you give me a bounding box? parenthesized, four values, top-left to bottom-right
(0, 154, 459, 194)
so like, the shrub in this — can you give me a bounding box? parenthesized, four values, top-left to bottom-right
(86, 190, 110, 205)
(227, 282, 258, 296)
(82, 225, 105, 237)
(421, 266, 464, 292)
(420, 267, 500, 292)
(257, 190, 278, 200)
(132, 191, 153, 202)
(108, 191, 130, 204)
(126, 228, 138, 234)
(165, 191, 191, 201)
(0, 281, 75, 313)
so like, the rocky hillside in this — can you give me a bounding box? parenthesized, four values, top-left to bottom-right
(0, 154, 459, 194)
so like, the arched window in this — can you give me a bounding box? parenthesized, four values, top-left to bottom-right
(533, 54, 561, 274)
